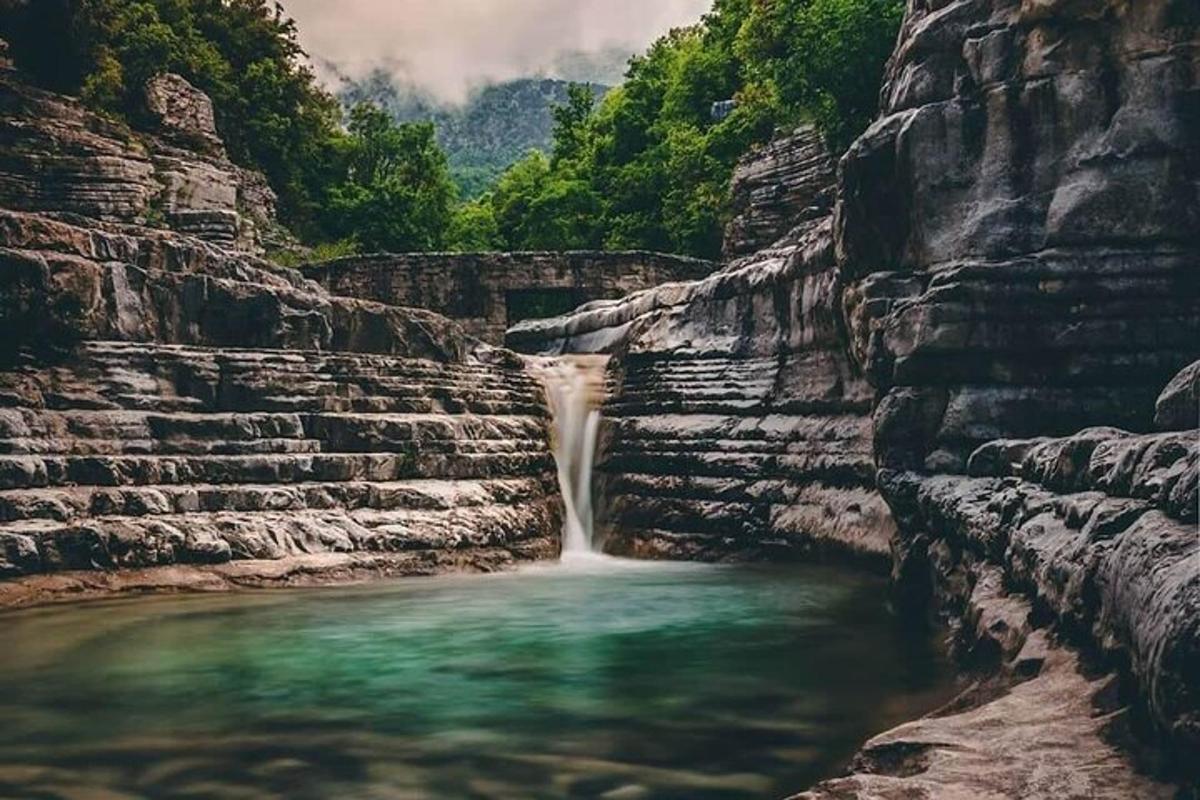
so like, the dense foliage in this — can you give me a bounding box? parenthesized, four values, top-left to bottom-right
(0, 0, 902, 259)
(0, 0, 457, 251)
(338, 72, 609, 199)
(471, 0, 903, 258)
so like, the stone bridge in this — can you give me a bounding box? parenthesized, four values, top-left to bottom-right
(300, 251, 714, 345)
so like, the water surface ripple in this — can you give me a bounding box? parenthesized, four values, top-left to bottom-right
(0, 561, 956, 799)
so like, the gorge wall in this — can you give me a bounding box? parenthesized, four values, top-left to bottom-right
(510, 0, 1199, 792)
(0, 66, 562, 607)
(825, 0, 1200, 786)
(301, 251, 714, 346)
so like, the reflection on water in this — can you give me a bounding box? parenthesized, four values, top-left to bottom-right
(0, 561, 956, 799)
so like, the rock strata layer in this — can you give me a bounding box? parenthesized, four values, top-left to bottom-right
(0, 208, 561, 605)
(835, 0, 1200, 472)
(723, 125, 835, 259)
(0, 66, 275, 253)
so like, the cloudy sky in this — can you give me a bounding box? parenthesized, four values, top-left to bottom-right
(281, 0, 713, 102)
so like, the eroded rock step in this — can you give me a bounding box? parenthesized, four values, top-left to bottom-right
(0, 339, 561, 582)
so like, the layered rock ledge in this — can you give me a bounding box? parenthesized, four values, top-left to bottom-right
(823, 0, 1200, 789)
(0, 65, 275, 253)
(0, 207, 562, 607)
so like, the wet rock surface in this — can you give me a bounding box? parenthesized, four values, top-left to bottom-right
(793, 577, 1178, 800)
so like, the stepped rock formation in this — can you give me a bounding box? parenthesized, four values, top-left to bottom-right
(0, 63, 275, 253)
(0, 70, 562, 607)
(507, 141, 895, 565)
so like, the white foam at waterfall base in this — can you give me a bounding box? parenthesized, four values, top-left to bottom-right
(539, 356, 609, 558)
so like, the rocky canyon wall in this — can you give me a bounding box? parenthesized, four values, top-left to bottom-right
(830, 0, 1200, 776)
(0, 68, 561, 607)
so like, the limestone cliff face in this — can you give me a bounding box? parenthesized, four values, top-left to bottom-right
(0, 65, 275, 253)
(836, 0, 1200, 471)
(827, 0, 1200, 778)
(509, 0, 1198, 789)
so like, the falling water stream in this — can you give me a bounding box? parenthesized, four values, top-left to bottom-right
(539, 355, 610, 556)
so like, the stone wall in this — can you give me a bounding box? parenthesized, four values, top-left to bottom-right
(302, 251, 714, 345)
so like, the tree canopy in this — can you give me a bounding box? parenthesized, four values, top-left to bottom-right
(468, 0, 902, 259)
(0, 0, 903, 259)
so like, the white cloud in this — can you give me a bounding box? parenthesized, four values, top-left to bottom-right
(281, 0, 713, 102)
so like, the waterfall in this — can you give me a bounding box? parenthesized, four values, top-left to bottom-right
(540, 356, 608, 555)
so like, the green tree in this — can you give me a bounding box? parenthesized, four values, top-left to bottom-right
(738, 0, 903, 148)
(550, 83, 597, 166)
(448, 198, 504, 252)
(324, 104, 456, 253)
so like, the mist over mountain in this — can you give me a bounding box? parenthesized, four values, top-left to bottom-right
(283, 0, 710, 103)
(333, 67, 609, 197)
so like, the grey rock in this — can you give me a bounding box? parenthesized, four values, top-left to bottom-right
(0, 67, 275, 253)
(0, 206, 563, 593)
(835, 0, 1200, 471)
(723, 125, 835, 259)
(144, 73, 225, 157)
(1155, 359, 1199, 431)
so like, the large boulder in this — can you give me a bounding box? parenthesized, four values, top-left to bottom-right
(144, 73, 226, 157)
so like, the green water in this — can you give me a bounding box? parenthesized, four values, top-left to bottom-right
(0, 559, 956, 799)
